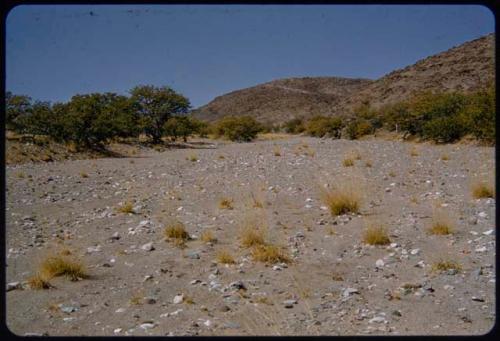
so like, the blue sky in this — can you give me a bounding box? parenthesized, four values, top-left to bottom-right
(6, 5, 494, 108)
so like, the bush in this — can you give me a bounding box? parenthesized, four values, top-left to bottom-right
(6, 92, 32, 131)
(305, 115, 343, 138)
(345, 119, 374, 139)
(283, 117, 305, 134)
(422, 116, 465, 143)
(163, 116, 197, 142)
(213, 115, 263, 142)
(459, 84, 495, 143)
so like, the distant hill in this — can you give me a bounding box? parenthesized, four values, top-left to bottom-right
(192, 33, 494, 124)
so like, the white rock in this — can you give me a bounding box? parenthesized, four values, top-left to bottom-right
(342, 288, 359, 297)
(482, 229, 495, 236)
(141, 242, 154, 251)
(114, 328, 122, 334)
(375, 259, 385, 268)
(203, 320, 212, 327)
(410, 248, 420, 255)
(173, 294, 184, 304)
(478, 212, 488, 218)
(140, 323, 155, 329)
(475, 246, 487, 253)
(390, 243, 399, 248)
(305, 198, 313, 202)
(369, 316, 386, 324)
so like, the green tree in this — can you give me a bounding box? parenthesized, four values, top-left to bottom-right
(63, 93, 139, 148)
(459, 85, 495, 143)
(130, 85, 190, 143)
(284, 117, 305, 134)
(305, 115, 344, 138)
(214, 115, 263, 142)
(6, 91, 32, 131)
(163, 116, 196, 142)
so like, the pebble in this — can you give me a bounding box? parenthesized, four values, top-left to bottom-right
(283, 299, 298, 308)
(139, 322, 156, 329)
(375, 259, 385, 268)
(342, 288, 359, 297)
(475, 246, 487, 253)
(141, 242, 155, 251)
(482, 229, 494, 236)
(223, 321, 240, 329)
(369, 316, 386, 324)
(173, 294, 184, 304)
(478, 212, 487, 218)
(410, 248, 420, 255)
(6, 282, 21, 291)
(186, 252, 200, 259)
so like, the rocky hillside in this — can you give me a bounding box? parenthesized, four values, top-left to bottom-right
(193, 33, 494, 124)
(192, 77, 372, 124)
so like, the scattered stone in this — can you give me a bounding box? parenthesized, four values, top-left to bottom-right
(229, 281, 246, 291)
(482, 229, 494, 236)
(375, 259, 385, 268)
(410, 248, 420, 255)
(475, 246, 487, 253)
(186, 252, 200, 259)
(143, 297, 157, 304)
(223, 321, 240, 329)
(472, 297, 485, 302)
(342, 288, 359, 297)
(7, 282, 22, 292)
(283, 299, 298, 308)
(173, 294, 184, 304)
(141, 242, 155, 251)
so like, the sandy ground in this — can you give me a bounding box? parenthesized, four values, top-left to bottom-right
(5, 136, 496, 336)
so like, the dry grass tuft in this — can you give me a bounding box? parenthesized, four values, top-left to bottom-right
(342, 158, 354, 167)
(273, 146, 281, 156)
(388, 171, 396, 177)
(200, 230, 217, 243)
(80, 172, 89, 178)
(432, 260, 462, 273)
(27, 274, 52, 289)
(441, 154, 450, 161)
(219, 198, 234, 210)
(251, 244, 290, 264)
(320, 184, 360, 216)
(117, 201, 135, 214)
(240, 227, 266, 248)
(40, 256, 88, 281)
(472, 181, 495, 199)
(187, 153, 198, 162)
(410, 147, 419, 157)
(16, 172, 26, 178)
(216, 250, 236, 264)
(365, 161, 372, 168)
(363, 226, 391, 245)
(164, 222, 190, 240)
(218, 154, 225, 160)
(428, 210, 454, 235)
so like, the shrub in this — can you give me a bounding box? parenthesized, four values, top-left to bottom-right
(343, 158, 354, 167)
(213, 115, 263, 142)
(117, 201, 135, 214)
(200, 230, 217, 243)
(283, 117, 305, 134)
(346, 119, 374, 139)
(428, 210, 454, 235)
(459, 84, 495, 143)
(27, 274, 52, 290)
(422, 116, 465, 143)
(305, 115, 343, 138)
(240, 228, 266, 248)
(163, 116, 197, 142)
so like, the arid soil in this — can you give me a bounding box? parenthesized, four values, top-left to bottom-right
(5, 136, 495, 336)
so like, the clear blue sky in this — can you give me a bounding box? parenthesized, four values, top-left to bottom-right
(6, 4, 494, 108)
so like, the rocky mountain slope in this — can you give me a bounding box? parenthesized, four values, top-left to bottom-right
(192, 33, 494, 124)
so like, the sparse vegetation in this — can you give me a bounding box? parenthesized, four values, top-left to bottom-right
(251, 244, 290, 264)
(219, 198, 234, 210)
(200, 230, 217, 243)
(39, 256, 88, 281)
(164, 222, 190, 240)
(216, 250, 236, 264)
(441, 154, 450, 161)
(240, 227, 266, 248)
(342, 158, 354, 167)
(363, 226, 391, 245)
(320, 184, 360, 216)
(304, 115, 344, 138)
(432, 260, 462, 273)
(188, 153, 198, 162)
(80, 172, 88, 178)
(472, 181, 495, 199)
(428, 210, 454, 235)
(27, 274, 52, 290)
(117, 201, 135, 214)
(365, 160, 373, 168)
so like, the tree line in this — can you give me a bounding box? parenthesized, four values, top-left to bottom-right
(6, 85, 207, 149)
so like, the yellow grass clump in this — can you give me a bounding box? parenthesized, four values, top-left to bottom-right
(117, 201, 135, 214)
(472, 181, 495, 199)
(320, 184, 361, 216)
(39, 256, 88, 281)
(164, 222, 190, 240)
(27, 274, 52, 290)
(200, 230, 217, 243)
(219, 198, 234, 210)
(363, 226, 391, 245)
(428, 208, 454, 235)
(342, 158, 354, 167)
(432, 260, 462, 273)
(240, 227, 266, 248)
(251, 244, 290, 264)
(216, 250, 236, 264)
